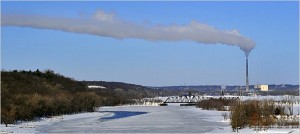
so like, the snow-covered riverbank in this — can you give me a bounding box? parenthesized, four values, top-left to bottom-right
(0, 112, 107, 133)
(1, 105, 298, 133)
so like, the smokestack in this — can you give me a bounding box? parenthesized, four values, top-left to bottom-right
(246, 58, 249, 91)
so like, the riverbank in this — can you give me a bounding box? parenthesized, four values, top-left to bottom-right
(0, 112, 106, 133)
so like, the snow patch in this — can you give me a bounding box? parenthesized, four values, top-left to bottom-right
(88, 85, 106, 89)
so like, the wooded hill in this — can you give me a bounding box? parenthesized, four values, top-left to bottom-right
(82, 81, 158, 104)
(1, 69, 157, 126)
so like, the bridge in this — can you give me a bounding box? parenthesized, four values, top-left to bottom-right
(133, 95, 299, 106)
(164, 95, 240, 103)
(131, 95, 241, 106)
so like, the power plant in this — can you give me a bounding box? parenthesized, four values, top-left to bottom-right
(246, 58, 249, 91)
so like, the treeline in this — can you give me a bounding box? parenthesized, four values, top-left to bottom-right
(258, 90, 299, 96)
(230, 100, 299, 132)
(230, 100, 275, 132)
(1, 69, 156, 126)
(156, 85, 299, 96)
(196, 98, 239, 111)
(1, 70, 101, 126)
(196, 98, 299, 132)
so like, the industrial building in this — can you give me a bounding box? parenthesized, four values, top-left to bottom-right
(255, 85, 269, 91)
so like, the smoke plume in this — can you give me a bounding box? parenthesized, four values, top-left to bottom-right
(2, 10, 255, 56)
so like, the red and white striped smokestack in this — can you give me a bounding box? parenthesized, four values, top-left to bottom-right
(246, 58, 249, 91)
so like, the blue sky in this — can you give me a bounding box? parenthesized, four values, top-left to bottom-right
(1, 1, 299, 86)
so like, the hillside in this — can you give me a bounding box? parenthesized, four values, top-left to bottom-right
(81, 81, 159, 105)
(1, 69, 157, 126)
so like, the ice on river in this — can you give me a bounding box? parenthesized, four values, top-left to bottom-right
(39, 105, 228, 133)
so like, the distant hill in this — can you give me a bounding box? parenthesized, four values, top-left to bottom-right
(154, 84, 299, 91)
(151, 84, 299, 96)
(83, 81, 147, 89)
(81, 81, 159, 105)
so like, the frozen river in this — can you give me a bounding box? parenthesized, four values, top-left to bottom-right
(36, 105, 228, 133)
(2, 104, 299, 133)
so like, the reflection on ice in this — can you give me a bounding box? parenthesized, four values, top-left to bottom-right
(100, 111, 148, 121)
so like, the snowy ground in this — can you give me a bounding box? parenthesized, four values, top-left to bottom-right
(292, 104, 300, 115)
(1, 105, 299, 133)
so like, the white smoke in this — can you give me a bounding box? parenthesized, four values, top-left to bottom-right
(1, 10, 256, 56)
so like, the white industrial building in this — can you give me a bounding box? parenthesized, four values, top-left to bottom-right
(255, 85, 269, 91)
